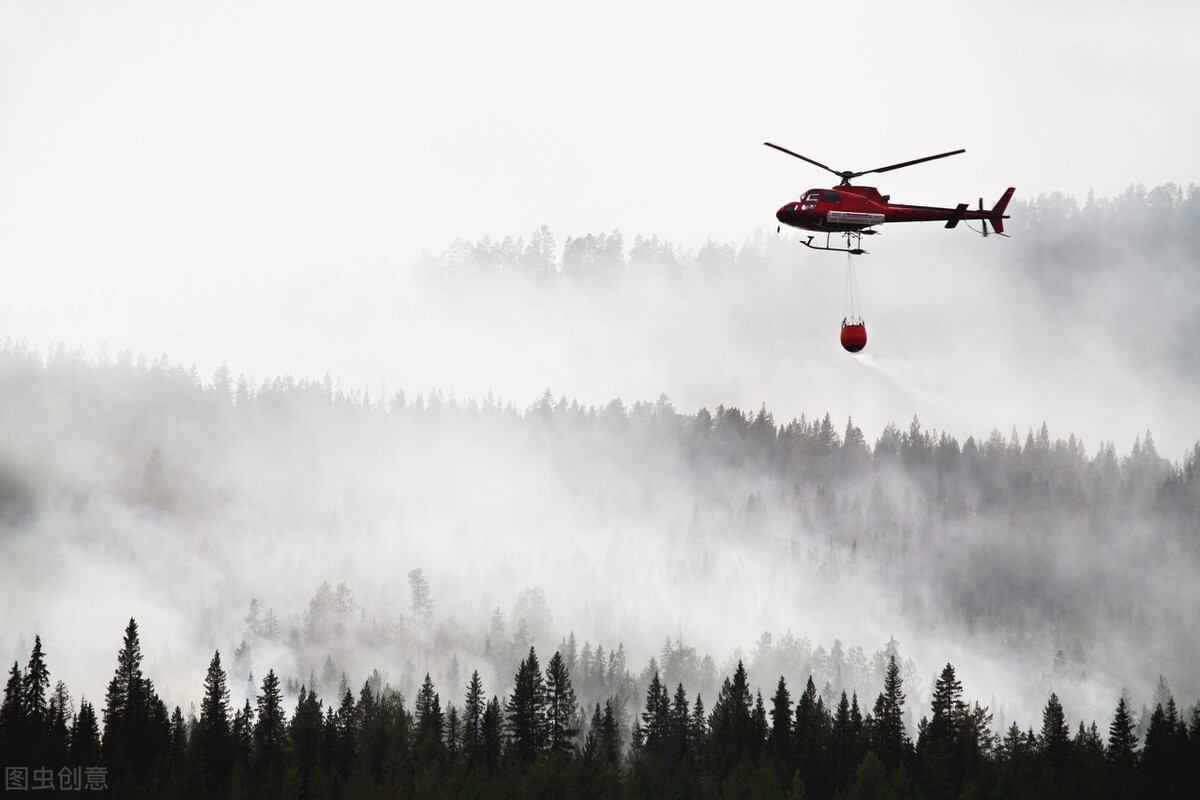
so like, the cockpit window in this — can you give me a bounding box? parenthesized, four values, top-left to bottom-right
(805, 192, 820, 202)
(821, 191, 840, 202)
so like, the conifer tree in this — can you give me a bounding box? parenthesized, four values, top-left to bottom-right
(1142, 698, 1189, 800)
(166, 705, 187, 769)
(875, 654, 909, 772)
(46, 681, 72, 766)
(919, 663, 966, 800)
(1106, 693, 1138, 795)
(669, 682, 691, 764)
(69, 699, 102, 766)
(708, 660, 753, 779)
(600, 698, 621, 766)
(751, 690, 768, 759)
(197, 650, 233, 792)
(231, 698, 253, 769)
(414, 673, 445, 765)
(463, 669, 486, 764)
(0, 662, 28, 765)
(641, 670, 670, 757)
(769, 675, 793, 763)
(102, 618, 167, 782)
(289, 685, 325, 793)
(445, 703, 461, 763)
(545, 650, 579, 757)
(690, 693, 707, 766)
(482, 696, 503, 773)
(23, 636, 50, 752)
(583, 703, 603, 762)
(794, 676, 822, 782)
(331, 687, 357, 777)
(1038, 690, 1070, 788)
(253, 669, 286, 769)
(505, 647, 547, 763)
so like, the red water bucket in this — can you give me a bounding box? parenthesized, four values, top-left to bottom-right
(840, 322, 867, 353)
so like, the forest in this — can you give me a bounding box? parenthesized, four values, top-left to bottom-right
(1, 183, 1199, 797)
(2, 619, 1197, 798)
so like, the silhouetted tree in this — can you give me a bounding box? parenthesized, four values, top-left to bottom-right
(874, 654, 909, 772)
(1106, 694, 1138, 798)
(463, 669, 486, 765)
(544, 650, 578, 757)
(196, 650, 233, 792)
(253, 669, 286, 771)
(506, 648, 546, 763)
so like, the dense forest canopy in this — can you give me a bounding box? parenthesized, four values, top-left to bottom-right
(1, 183, 1199, 797)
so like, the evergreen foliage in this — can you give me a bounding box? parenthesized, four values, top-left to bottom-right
(3, 623, 1197, 798)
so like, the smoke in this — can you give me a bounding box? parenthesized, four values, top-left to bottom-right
(2, 191, 1200, 737)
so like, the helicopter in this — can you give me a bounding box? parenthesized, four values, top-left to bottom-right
(765, 142, 1015, 255)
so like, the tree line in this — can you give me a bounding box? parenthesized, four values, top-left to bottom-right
(2, 621, 1198, 799)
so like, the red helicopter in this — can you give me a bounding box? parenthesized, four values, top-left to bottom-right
(765, 142, 1015, 255)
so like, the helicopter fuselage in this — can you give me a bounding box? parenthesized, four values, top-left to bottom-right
(776, 185, 1013, 234)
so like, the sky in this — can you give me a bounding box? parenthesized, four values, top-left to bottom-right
(2, 0, 1199, 300)
(2, 0, 1199, 455)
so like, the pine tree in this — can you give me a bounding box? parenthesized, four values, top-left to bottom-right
(875, 654, 908, 772)
(231, 699, 253, 770)
(102, 618, 167, 782)
(545, 650, 579, 757)
(22, 636, 50, 751)
(505, 647, 547, 763)
(0, 662, 28, 766)
(408, 568, 434, 670)
(331, 687, 357, 777)
(708, 660, 753, 780)
(1142, 698, 1188, 800)
(1039, 692, 1070, 779)
(641, 670, 670, 757)
(583, 703, 603, 762)
(751, 690, 769, 759)
(482, 696, 503, 773)
(253, 669, 286, 770)
(769, 675, 793, 763)
(46, 680, 72, 766)
(669, 682, 691, 764)
(290, 685, 325, 794)
(794, 676, 822, 781)
(1106, 693, 1138, 797)
(445, 703, 461, 764)
(166, 705, 187, 769)
(414, 673, 445, 765)
(463, 669, 486, 765)
(197, 650, 233, 792)
(832, 690, 857, 792)
(919, 663, 966, 800)
(69, 699, 102, 766)
(600, 698, 621, 766)
(690, 693, 707, 766)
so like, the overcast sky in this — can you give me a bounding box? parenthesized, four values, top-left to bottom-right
(3, 0, 1199, 295)
(1, 0, 1198, 455)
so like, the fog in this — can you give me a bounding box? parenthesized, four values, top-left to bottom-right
(2, 188, 1199, 740)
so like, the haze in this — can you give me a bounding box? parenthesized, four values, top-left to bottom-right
(1, 0, 1198, 748)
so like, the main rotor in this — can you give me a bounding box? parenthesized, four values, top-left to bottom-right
(763, 142, 965, 186)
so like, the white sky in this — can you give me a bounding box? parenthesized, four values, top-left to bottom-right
(1, 0, 1198, 455)
(2, 0, 1199, 297)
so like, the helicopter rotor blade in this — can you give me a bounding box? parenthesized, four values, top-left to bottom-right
(853, 149, 966, 178)
(762, 143, 845, 179)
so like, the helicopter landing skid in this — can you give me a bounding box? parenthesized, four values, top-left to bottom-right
(801, 231, 875, 256)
